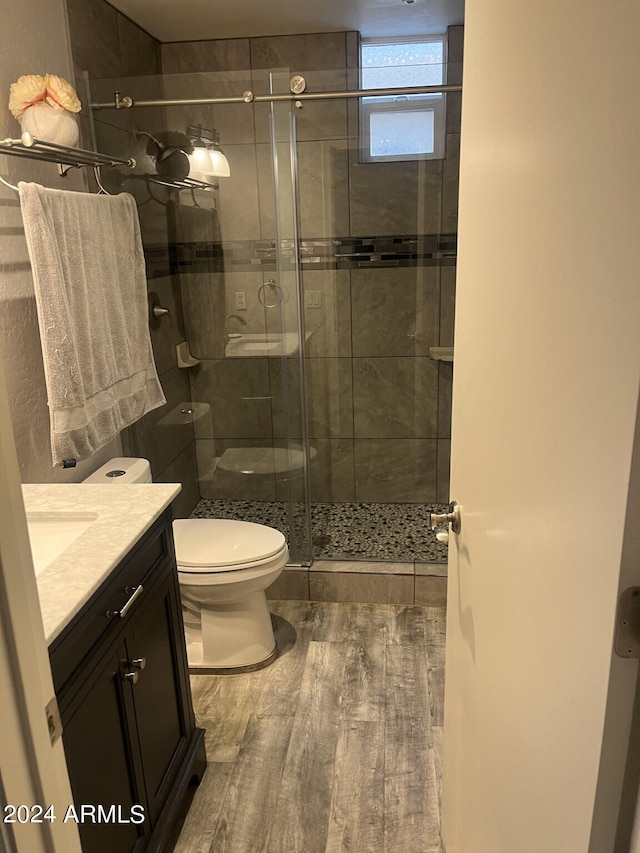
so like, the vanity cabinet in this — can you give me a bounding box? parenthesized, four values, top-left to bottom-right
(49, 510, 206, 853)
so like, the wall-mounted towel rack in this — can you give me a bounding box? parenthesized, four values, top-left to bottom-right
(0, 133, 218, 198)
(144, 174, 218, 192)
(0, 131, 136, 177)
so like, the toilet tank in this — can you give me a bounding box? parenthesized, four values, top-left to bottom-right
(83, 457, 152, 484)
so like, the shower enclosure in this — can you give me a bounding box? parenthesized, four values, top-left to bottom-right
(88, 28, 461, 573)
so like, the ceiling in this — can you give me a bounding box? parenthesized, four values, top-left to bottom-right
(108, 0, 464, 43)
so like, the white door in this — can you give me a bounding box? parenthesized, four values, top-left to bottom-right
(441, 1, 640, 852)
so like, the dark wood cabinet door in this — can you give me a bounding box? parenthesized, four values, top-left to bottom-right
(62, 641, 147, 853)
(55, 514, 204, 853)
(126, 565, 193, 827)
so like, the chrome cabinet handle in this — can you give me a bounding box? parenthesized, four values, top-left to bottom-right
(122, 671, 139, 684)
(132, 657, 146, 670)
(106, 584, 144, 619)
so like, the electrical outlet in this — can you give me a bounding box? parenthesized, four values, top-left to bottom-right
(234, 291, 247, 311)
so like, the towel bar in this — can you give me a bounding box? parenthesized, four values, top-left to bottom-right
(0, 132, 136, 175)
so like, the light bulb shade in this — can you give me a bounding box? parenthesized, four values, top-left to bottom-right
(209, 147, 230, 177)
(186, 126, 231, 177)
(188, 145, 215, 176)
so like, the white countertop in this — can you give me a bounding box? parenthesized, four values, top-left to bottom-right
(22, 483, 181, 645)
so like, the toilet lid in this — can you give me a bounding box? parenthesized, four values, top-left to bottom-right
(173, 519, 287, 571)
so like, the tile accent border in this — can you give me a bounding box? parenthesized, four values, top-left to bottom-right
(312, 560, 414, 575)
(145, 233, 457, 279)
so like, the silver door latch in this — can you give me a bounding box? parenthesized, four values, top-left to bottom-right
(430, 500, 461, 543)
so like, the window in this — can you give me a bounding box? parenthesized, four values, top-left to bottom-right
(360, 36, 446, 163)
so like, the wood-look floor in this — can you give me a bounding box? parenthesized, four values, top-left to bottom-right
(174, 601, 446, 853)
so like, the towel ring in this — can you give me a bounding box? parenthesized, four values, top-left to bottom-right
(258, 279, 283, 309)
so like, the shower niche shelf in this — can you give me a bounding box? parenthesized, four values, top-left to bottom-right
(428, 346, 454, 362)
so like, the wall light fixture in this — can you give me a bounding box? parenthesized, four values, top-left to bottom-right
(187, 125, 231, 178)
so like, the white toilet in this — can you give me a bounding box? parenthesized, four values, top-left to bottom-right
(84, 457, 288, 671)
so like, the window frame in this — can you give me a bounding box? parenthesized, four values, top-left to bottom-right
(359, 34, 447, 164)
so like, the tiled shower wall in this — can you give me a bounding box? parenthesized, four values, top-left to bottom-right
(66, 5, 461, 512)
(161, 28, 462, 505)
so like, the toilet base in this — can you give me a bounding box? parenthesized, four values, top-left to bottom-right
(182, 589, 278, 671)
(188, 643, 278, 675)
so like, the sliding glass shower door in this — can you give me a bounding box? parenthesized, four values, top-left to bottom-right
(274, 60, 457, 567)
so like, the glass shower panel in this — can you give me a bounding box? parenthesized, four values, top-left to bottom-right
(285, 65, 457, 566)
(88, 70, 312, 563)
(265, 71, 313, 564)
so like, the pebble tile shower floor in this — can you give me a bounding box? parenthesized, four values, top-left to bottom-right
(190, 500, 449, 563)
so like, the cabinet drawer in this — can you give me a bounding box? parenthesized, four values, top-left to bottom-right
(49, 513, 173, 698)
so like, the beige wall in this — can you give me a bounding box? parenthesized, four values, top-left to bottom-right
(0, 0, 121, 482)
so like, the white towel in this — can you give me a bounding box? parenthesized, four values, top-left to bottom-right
(18, 182, 166, 466)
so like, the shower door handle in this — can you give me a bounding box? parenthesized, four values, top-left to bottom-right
(430, 501, 461, 542)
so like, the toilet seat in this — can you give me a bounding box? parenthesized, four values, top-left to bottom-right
(173, 519, 288, 576)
